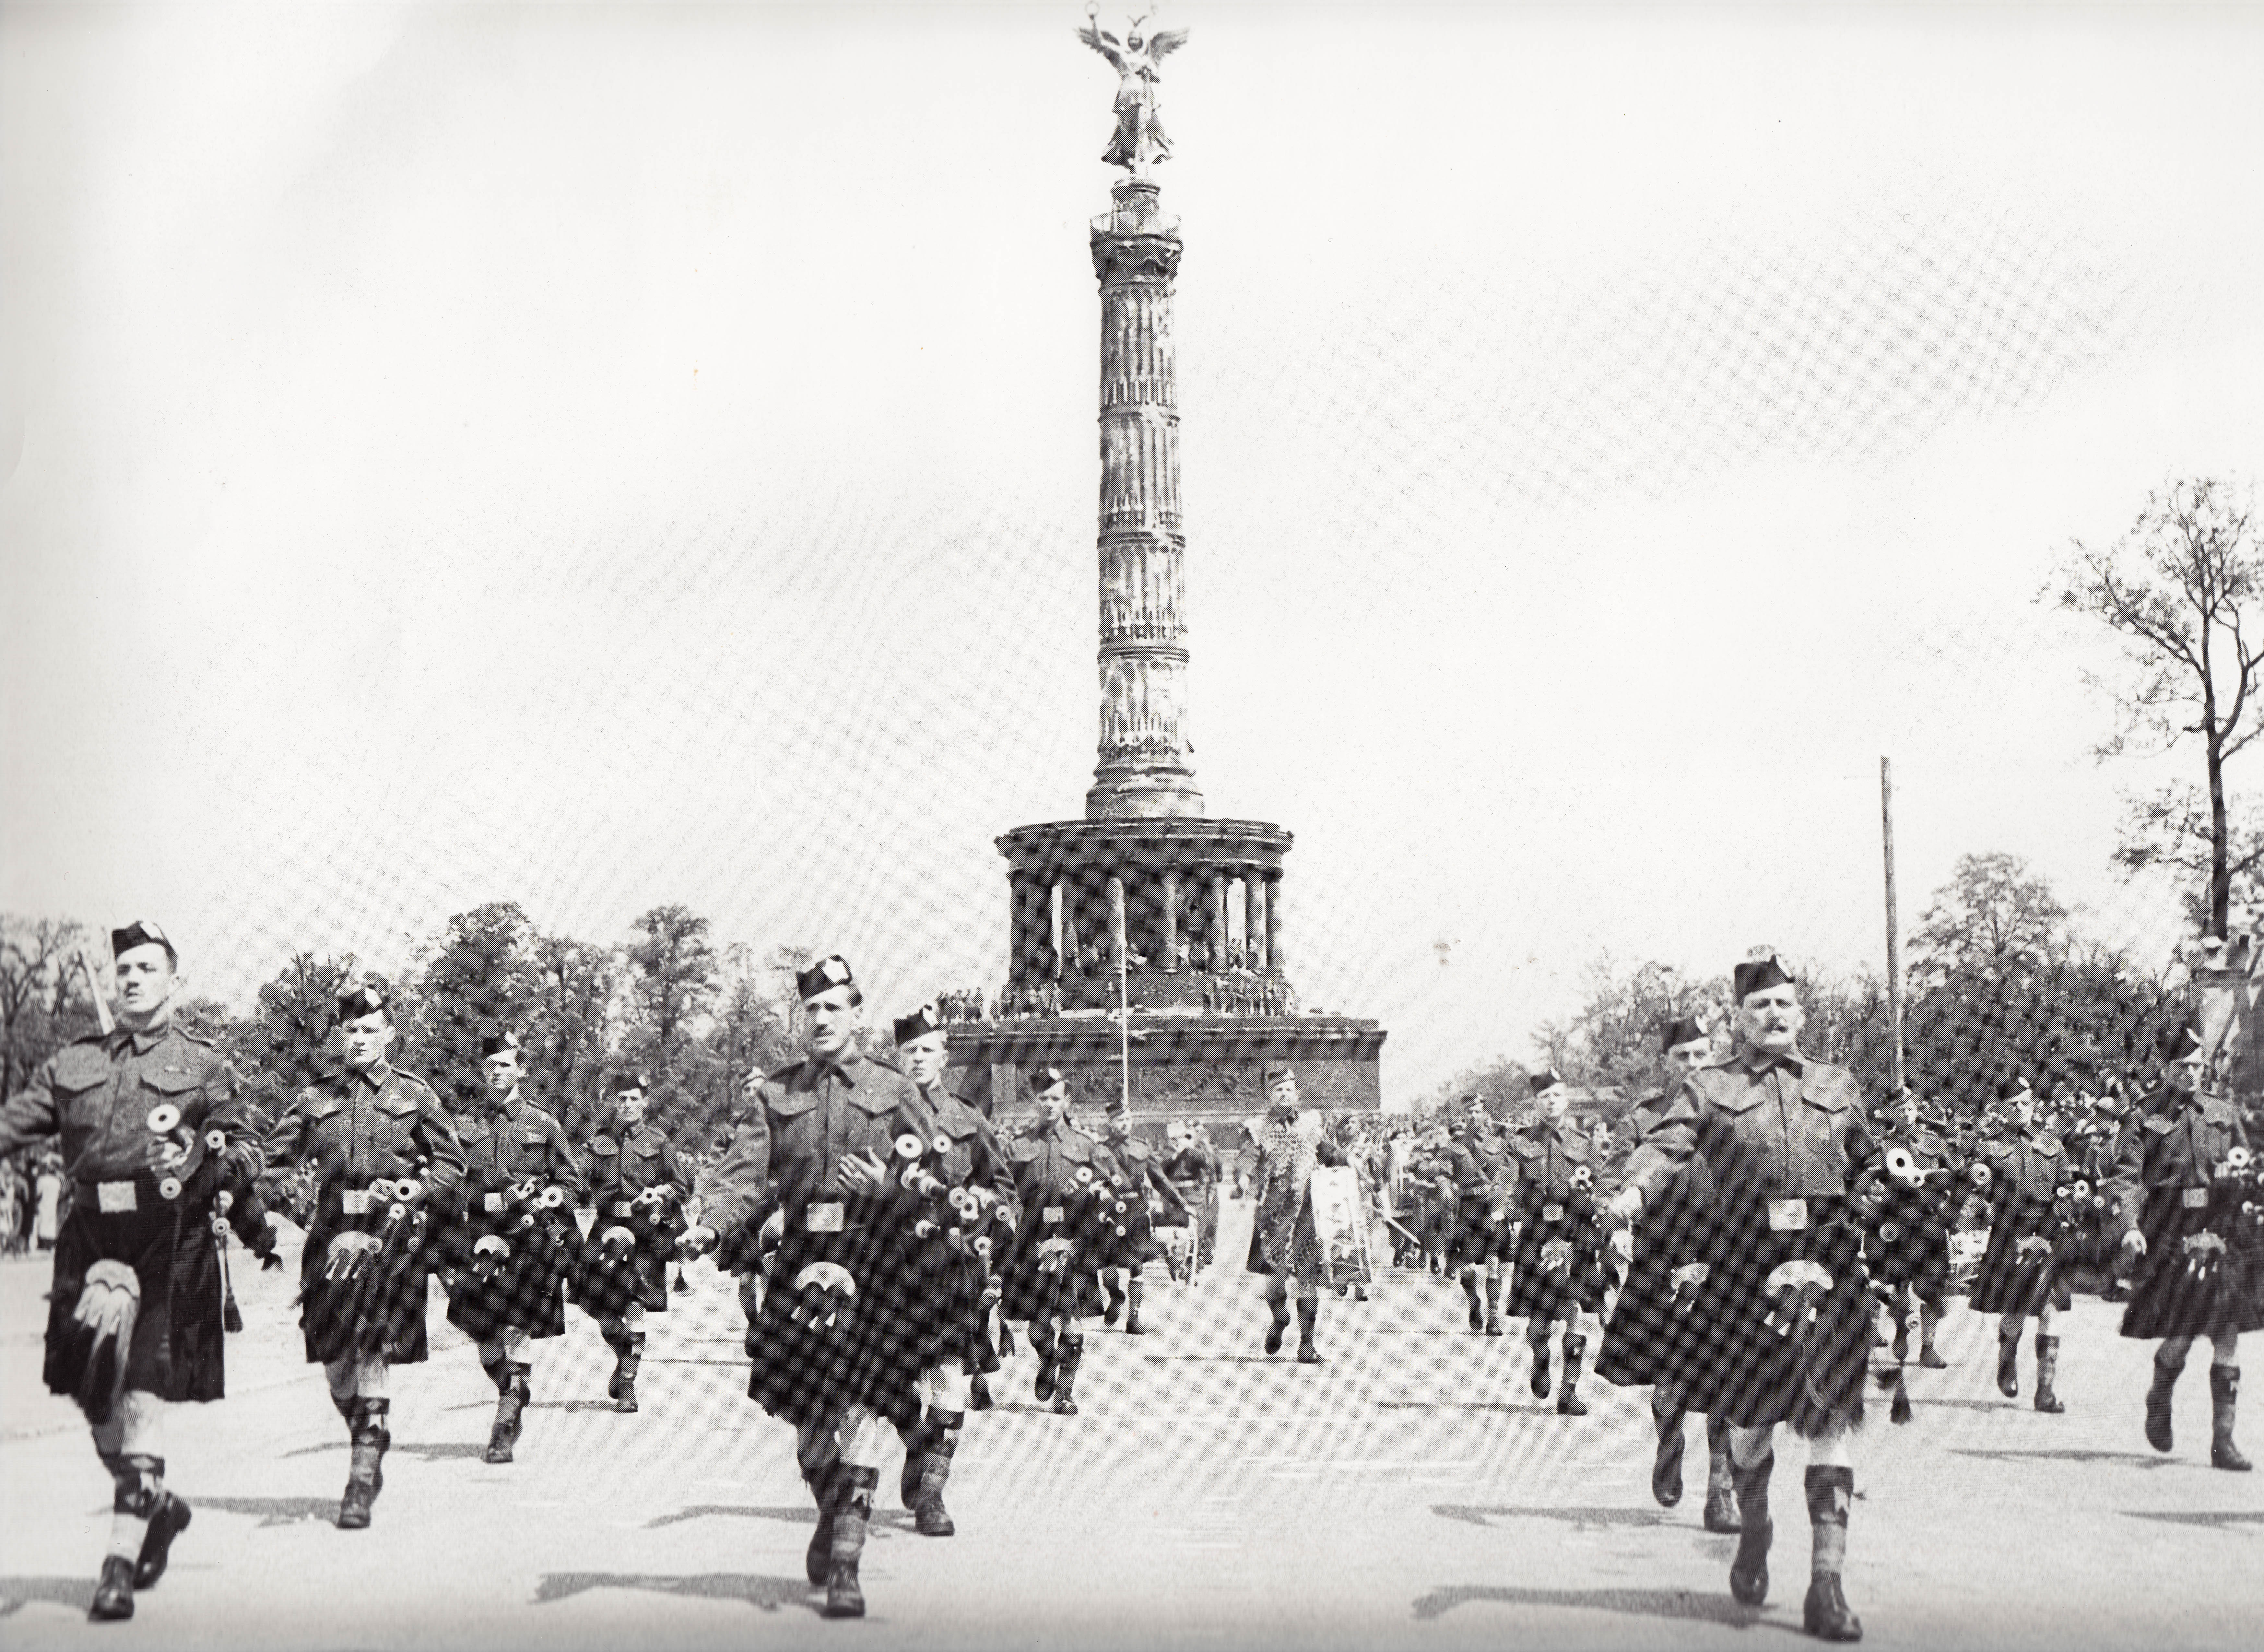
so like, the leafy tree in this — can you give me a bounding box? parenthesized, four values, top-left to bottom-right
(1906, 853, 2069, 1095)
(623, 903, 717, 1083)
(413, 902, 541, 1112)
(2045, 477, 2264, 936)
(528, 931, 616, 1139)
(1535, 953, 1727, 1098)
(0, 916, 95, 1103)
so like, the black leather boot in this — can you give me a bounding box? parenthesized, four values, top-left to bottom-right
(1103, 1270, 1125, 1327)
(1651, 1403, 1685, 1507)
(1557, 1333, 1588, 1417)
(1728, 1448, 1774, 1606)
(1462, 1270, 1482, 1330)
(1801, 1464, 1862, 1641)
(896, 1413, 924, 1510)
(2212, 1365, 2252, 1471)
(1054, 1333, 1084, 1415)
(1126, 1277, 1146, 1335)
(1265, 1293, 1292, 1355)
(1033, 1333, 1059, 1401)
(1917, 1304, 1946, 1369)
(127, 1457, 189, 1590)
(824, 1464, 877, 1618)
(2033, 1335, 2064, 1414)
(1296, 1297, 1322, 1363)
(88, 1556, 135, 1622)
(486, 1362, 530, 1463)
(801, 1457, 840, 1587)
(1997, 1331, 2020, 1398)
(914, 1408, 962, 1536)
(1527, 1328, 1552, 1399)
(604, 1326, 631, 1399)
(2146, 1346, 2184, 1453)
(614, 1333, 644, 1413)
(1483, 1273, 1503, 1337)
(1703, 1414, 1739, 1533)
(337, 1398, 390, 1529)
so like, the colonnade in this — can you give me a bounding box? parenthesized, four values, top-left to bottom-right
(1008, 865, 1284, 979)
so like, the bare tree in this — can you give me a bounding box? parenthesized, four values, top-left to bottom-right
(0, 916, 90, 1103)
(2045, 476, 2264, 936)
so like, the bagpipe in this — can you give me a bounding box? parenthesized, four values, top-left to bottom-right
(578, 1184, 680, 1321)
(1065, 1162, 1131, 1240)
(464, 1179, 579, 1323)
(890, 1129, 1017, 1350)
(1728, 1254, 1868, 1436)
(144, 1102, 210, 1206)
(308, 1162, 430, 1357)
(1863, 1145, 1987, 1286)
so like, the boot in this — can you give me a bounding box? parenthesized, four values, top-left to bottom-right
(824, 1463, 877, 1618)
(801, 1457, 841, 1587)
(2145, 1346, 2184, 1453)
(1527, 1328, 1552, 1400)
(486, 1362, 530, 1463)
(1103, 1271, 1125, 1327)
(1484, 1274, 1503, 1337)
(614, 1333, 644, 1413)
(1296, 1297, 1322, 1363)
(1801, 1464, 1862, 1641)
(1033, 1334, 1058, 1402)
(896, 1414, 925, 1511)
(1727, 1447, 1774, 1606)
(337, 1398, 390, 1529)
(88, 1556, 135, 1622)
(969, 1372, 994, 1412)
(1462, 1270, 1482, 1330)
(1918, 1305, 1946, 1369)
(1703, 1414, 1739, 1532)
(1053, 1333, 1084, 1415)
(1429, 1248, 1441, 1275)
(1996, 1331, 2020, 1398)
(1650, 1403, 1685, 1507)
(1557, 1333, 1589, 1417)
(2212, 1365, 2252, 1471)
(1354, 1283, 1368, 1302)
(1126, 1277, 1146, 1336)
(134, 1488, 191, 1589)
(1264, 1293, 1291, 1355)
(2033, 1335, 2064, 1414)
(603, 1327, 631, 1399)
(914, 1408, 962, 1536)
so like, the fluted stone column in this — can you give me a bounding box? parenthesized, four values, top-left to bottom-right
(1027, 878, 1054, 975)
(1158, 868, 1179, 972)
(1061, 873, 1083, 974)
(1008, 874, 1027, 982)
(1208, 869, 1228, 973)
(1244, 872, 1268, 974)
(1105, 873, 1127, 973)
(1087, 177, 1202, 821)
(1265, 873, 1284, 976)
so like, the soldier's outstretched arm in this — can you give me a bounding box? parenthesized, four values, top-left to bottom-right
(2102, 1116, 2147, 1251)
(258, 1092, 312, 1186)
(1615, 1079, 1701, 1214)
(198, 1058, 264, 1186)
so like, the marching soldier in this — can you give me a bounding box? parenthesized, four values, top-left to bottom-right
(1161, 1119, 1222, 1273)
(444, 1031, 582, 1462)
(0, 922, 261, 1622)
(1611, 957, 1883, 1643)
(1094, 1112, 1191, 1334)
(1245, 1066, 1344, 1363)
(1444, 1095, 1513, 1334)
(1966, 1077, 2074, 1413)
(1505, 1067, 1611, 1416)
(1879, 1088, 1954, 1369)
(262, 981, 466, 1530)
(679, 954, 930, 1618)
(1002, 1068, 1102, 1414)
(1597, 1016, 1735, 1526)
(573, 1073, 691, 1413)
(890, 1003, 1020, 1536)
(2105, 1027, 2260, 1471)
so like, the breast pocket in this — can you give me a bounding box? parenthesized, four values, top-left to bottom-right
(768, 1095, 821, 1165)
(371, 1096, 422, 1160)
(303, 1095, 353, 1176)
(510, 1124, 552, 1176)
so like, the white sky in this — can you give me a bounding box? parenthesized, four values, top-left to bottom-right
(5, 1, 2262, 1098)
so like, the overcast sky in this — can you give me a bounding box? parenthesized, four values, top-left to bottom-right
(6, 1, 2262, 1097)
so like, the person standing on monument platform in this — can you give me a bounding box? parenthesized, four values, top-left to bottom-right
(1002, 1069, 1105, 1413)
(2104, 1026, 2261, 1471)
(1093, 1111, 1191, 1334)
(1598, 1016, 1736, 1528)
(572, 1073, 692, 1414)
(261, 980, 466, 1532)
(889, 1003, 1020, 1536)
(1611, 957, 1885, 1644)
(678, 954, 930, 1619)
(442, 1031, 583, 1464)
(1444, 1095, 1513, 1334)
(0, 921, 263, 1622)
(1966, 1077, 2075, 1414)
(1246, 1066, 1343, 1364)
(1505, 1068, 1611, 1417)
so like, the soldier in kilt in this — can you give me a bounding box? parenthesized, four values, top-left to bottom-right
(1161, 1121, 1222, 1273)
(1613, 958, 1885, 1643)
(890, 1004, 1020, 1536)
(1599, 1016, 1734, 1524)
(682, 954, 929, 1618)
(571, 1073, 691, 1413)
(1444, 1095, 1513, 1333)
(1967, 1078, 2074, 1413)
(1002, 1068, 1105, 1413)
(2104, 1027, 2262, 1471)
(443, 1031, 583, 1462)
(261, 981, 466, 1530)
(0, 922, 263, 1622)
(1505, 1068, 1611, 1416)
(1094, 1112, 1190, 1334)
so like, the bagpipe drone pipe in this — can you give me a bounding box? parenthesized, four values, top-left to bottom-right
(1863, 1145, 1985, 1288)
(889, 1128, 1020, 1364)
(463, 1180, 579, 1328)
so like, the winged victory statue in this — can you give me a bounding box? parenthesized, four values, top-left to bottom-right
(1078, 8, 1190, 174)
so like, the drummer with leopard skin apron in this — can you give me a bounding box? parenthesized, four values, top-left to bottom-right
(1613, 956, 1885, 1644)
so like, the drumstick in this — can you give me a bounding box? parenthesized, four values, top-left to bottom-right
(78, 948, 114, 1037)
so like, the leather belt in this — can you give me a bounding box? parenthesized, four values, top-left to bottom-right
(1722, 1196, 1847, 1233)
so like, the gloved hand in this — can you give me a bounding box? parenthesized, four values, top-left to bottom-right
(259, 1251, 285, 1272)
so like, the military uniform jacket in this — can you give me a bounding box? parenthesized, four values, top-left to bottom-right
(1622, 1048, 1876, 1213)
(697, 1048, 926, 1239)
(906, 1081, 1021, 1229)
(1445, 1126, 1512, 1212)
(2104, 1087, 2251, 1248)
(580, 1120, 688, 1209)
(1628, 1093, 1718, 1249)
(1504, 1119, 1607, 1207)
(1103, 1134, 1190, 1216)
(1975, 1123, 2069, 1209)
(1886, 1120, 1951, 1171)
(458, 1097, 582, 1201)
(1162, 1143, 1220, 1192)
(0, 1021, 261, 1193)
(263, 1060, 466, 1200)
(1005, 1118, 1102, 1205)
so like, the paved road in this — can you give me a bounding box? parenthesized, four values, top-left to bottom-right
(3, 1203, 2260, 1650)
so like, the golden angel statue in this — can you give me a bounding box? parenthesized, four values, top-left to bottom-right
(1078, 9, 1189, 174)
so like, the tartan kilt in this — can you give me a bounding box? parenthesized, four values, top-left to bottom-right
(903, 1230, 979, 1372)
(1443, 1197, 1501, 1270)
(444, 1209, 576, 1341)
(1596, 1222, 1712, 1390)
(750, 1224, 917, 1432)
(1505, 1198, 1606, 1319)
(44, 1184, 226, 1406)
(1005, 1207, 1098, 1320)
(299, 1200, 430, 1365)
(1967, 1205, 2071, 1316)
(2119, 1190, 2264, 1340)
(1684, 1209, 1868, 1435)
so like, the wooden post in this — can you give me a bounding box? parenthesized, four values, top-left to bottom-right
(1882, 757, 1906, 1093)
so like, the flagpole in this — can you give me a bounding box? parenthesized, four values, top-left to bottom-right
(1882, 757, 1906, 1093)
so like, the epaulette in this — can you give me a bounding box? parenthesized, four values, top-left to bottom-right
(68, 1029, 109, 1046)
(389, 1068, 435, 1094)
(767, 1061, 803, 1081)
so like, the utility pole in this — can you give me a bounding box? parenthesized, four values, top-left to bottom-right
(1882, 757, 1906, 1093)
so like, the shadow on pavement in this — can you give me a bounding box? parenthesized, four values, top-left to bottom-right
(533, 1572, 815, 1613)
(2122, 1510, 2264, 1527)
(1952, 1447, 2176, 1469)
(0, 1576, 92, 1617)
(646, 1357, 747, 1367)
(1410, 1583, 1793, 1632)
(282, 1441, 491, 1462)
(180, 1495, 344, 1528)
(1140, 1355, 1284, 1363)
(640, 1504, 915, 1533)
(1916, 1397, 2020, 1412)
(1382, 1400, 1551, 1415)
(1433, 1505, 1675, 1530)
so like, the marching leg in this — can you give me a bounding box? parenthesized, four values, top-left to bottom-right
(1727, 1429, 1774, 1607)
(2146, 1338, 2188, 1453)
(1801, 1462, 1862, 1641)
(1557, 1330, 1588, 1417)
(896, 1409, 925, 1511)
(2033, 1334, 2064, 1415)
(1053, 1332, 1085, 1415)
(1917, 1301, 1946, 1370)
(1263, 1277, 1291, 1355)
(826, 1463, 878, 1618)
(1527, 1323, 1552, 1399)
(914, 1406, 963, 1536)
(338, 1395, 390, 1530)
(1125, 1273, 1146, 1336)
(1703, 1413, 1739, 1533)
(1996, 1316, 2021, 1398)
(1102, 1266, 1125, 1327)
(2211, 1358, 2251, 1472)
(1650, 1386, 1685, 1508)
(1295, 1291, 1322, 1364)
(1483, 1261, 1503, 1337)
(1460, 1266, 1481, 1330)
(1031, 1320, 1058, 1402)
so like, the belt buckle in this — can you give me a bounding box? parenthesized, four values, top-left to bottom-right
(1767, 1198, 1807, 1232)
(1042, 1205, 1066, 1224)
(483, 1192, 504, 1212)
(2183, 1187, 2210, 1210)
(96, 1180, 138, 1214)
(804, 1201, 844, 1234)
(341, 1189, 371, 1216)
(1540, 1203, 1564, 1224)
(616, 1200, 637, 1218)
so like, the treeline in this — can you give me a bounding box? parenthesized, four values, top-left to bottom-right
(1431, 852, 2194, 1118)
(1, 902, 852, 1149)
